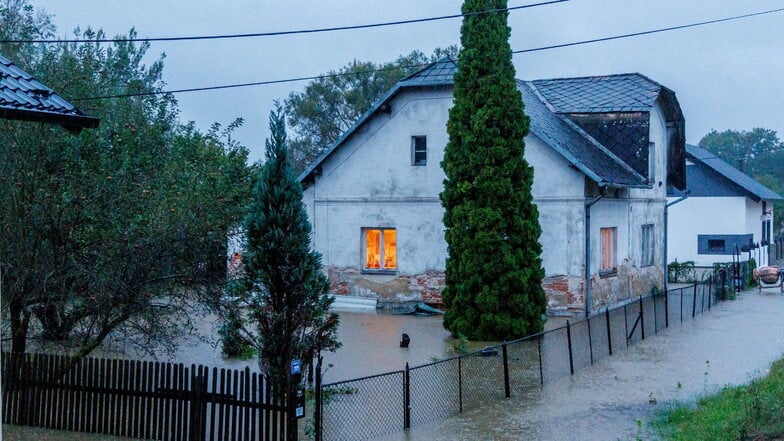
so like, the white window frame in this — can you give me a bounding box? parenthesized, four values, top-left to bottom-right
(361, 227, 397, 273)
(411, 136, 427, 166)
(641, 223, 654, 267)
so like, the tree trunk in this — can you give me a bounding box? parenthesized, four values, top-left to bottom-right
(9, 297, 30, 353)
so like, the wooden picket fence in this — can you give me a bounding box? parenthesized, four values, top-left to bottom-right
(2, 352, 289, 441)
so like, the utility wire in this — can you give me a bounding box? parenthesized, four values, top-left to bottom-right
(1, 0, 568, 44)
(71, 6, 784, 102)
(514, 6, 784, 54)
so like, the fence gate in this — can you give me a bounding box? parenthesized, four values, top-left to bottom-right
(2, 352, 288, 441)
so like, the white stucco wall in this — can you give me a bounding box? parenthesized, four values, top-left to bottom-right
(667, 196, 748, 267)
(302, 86, 670, 309)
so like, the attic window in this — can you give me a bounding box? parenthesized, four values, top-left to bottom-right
(411, 136, 427, 166)
(363, 228, 397, 272)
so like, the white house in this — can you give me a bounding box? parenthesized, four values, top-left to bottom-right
(667, 144, 783, 268)
(298, 60, 687, 314)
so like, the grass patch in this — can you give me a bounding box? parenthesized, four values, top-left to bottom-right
(654, 358, 784, 440)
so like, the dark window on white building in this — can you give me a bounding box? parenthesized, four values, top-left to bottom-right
(411, 136, 427, 166)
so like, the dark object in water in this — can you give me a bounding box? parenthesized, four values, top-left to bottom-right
(389, 302, 444, 315)
(478, 346, 499, 357)
(400, 333, 410, 348)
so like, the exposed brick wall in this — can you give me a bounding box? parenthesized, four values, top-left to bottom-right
(327, 263, 663, 313)
(327, 266, 447, 305)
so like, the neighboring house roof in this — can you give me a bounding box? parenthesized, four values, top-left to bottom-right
(0, 54, 99, 132)
(672, 144, 784, 202)
(299, 60, 684, 189)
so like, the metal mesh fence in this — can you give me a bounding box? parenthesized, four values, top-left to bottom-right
(459, 347, 506, 411)
(506, 337, 543, 395)
(409, 359, 459, 425)
(320, 371, 403, 441)
(316, 271, 728, 441)
(539, 327, 571, 384)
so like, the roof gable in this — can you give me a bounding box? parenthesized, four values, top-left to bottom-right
(0, 54, 99, 132)
(299, 62, 679, 189)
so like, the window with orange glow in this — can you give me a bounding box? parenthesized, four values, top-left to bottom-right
(364, 228, 396, 271)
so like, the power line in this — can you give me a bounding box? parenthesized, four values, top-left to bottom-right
(514, 6, 784, 54)
(71, 6, 784, 102)
(1, 0, 568, 44)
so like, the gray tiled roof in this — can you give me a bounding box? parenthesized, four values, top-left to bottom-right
(298, 62, 664, 188)
(397, 59, 457, 87)
(521, 80, 645, 186)
(0, 54, 98, 130)
(530, 74, 663, 114)
(686, 144, 783, 201)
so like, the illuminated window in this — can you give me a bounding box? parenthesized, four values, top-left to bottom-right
(600, 227, 617, 273)
(411, 136, 427, 166)
(363, 228, 397, 271)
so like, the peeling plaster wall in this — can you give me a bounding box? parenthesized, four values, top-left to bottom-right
(302, 88, 669, 311)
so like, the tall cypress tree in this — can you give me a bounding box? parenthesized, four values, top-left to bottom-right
(440, 0, 546, 340)
(233, 104, 340, 385)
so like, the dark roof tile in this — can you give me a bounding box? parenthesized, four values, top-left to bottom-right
(685, 144, 783, 201)
(0, 53, 98, 129)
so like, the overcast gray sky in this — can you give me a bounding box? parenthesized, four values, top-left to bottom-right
(30, 0, 784, 163)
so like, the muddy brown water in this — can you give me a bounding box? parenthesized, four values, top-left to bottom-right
(6, 288, 784, 440)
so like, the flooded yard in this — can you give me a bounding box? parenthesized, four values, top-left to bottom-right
(7, 287, 784, 440)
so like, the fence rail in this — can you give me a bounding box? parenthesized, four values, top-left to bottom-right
(2, 352, 289, 441)
(315, 269, 731, 441)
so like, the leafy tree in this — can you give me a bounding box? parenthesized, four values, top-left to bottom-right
(699, 128, 784, 227)
(0, 2, 252, 356)
(225, 105, 339, 385)
(440, 0, 546, 340)
(284, 46, 459, 172)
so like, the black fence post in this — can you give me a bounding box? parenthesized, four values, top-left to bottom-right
(566, 320, 574, 376)
(680, 287, 684, 322)
(708, 276, 712, 310)
(639, 296, 645, 341)
(587, 317, 594, 364)
(189, 367, 207, 441)
(537, 336, 544, 386)
(502, 342, 510, 398)
(315, 357, 322, 441)
(664, 288, 669, 328)
(403, 363, 411, 430)
(623, 305, 629, 347)
(653, 292, 658, 334)
(692, 283, 698, 318)
(605, 308, 613, 356)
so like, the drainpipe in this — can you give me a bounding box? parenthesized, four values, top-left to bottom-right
(585, 186, 608, 317)
(664, 190, 690, 294)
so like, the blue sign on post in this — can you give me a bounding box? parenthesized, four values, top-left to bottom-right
(291, 359, 302, 375)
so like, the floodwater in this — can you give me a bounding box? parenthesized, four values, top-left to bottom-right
(6, 287, 784, 440)
(376, 288, 784, 441)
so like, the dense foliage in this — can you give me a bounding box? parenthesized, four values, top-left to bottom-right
(699, 128, 784, 227)
(440, 0, 546, 340)
(225, 105, 340, 384)
(0, 1, 253, 356)
(284, 46, 458, 173)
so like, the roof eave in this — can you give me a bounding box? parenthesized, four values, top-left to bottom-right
(0, 106, 100, 132)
